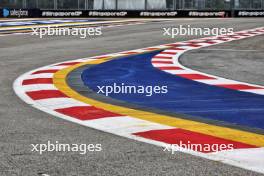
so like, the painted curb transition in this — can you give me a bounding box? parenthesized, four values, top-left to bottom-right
(13, 27, 264, 173)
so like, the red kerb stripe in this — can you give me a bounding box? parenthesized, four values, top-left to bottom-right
(55, 106, 122, 120)
(154, 56, 173, 59)
(32, 70, 59, 74)
(160, 52, 177, 55)
(152, 61, 173, 64)
(22, 78, 53, 85)
(177, 74, 216, 80)
(26, 90, 68, 100)
(121, 52, 140, 55)
(158, 66, 183, 70)
(169, 47, 186, 51)
(187, 44, 202, 47)
(56, 62, 82, 66)
(134, 128, 257, 153)
(216, 37, 230, 41)
(144, 48, 162, 51)
(217, 84, 264, 90)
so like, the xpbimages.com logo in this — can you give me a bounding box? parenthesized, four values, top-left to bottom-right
(31, 26, 102, 38)
(31, 141, 102, 155)
(96, 83, 168, 97)
(163, 141, 234, 154)
(163, 25, 234, 38)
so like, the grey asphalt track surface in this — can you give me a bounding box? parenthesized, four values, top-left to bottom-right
(181, 36, 264, 86)
(0, 18, 264, 176)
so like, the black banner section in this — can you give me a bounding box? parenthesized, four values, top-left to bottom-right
(0, 9, 3, 18)
(0, 8, 40, 18)
(234, 10, 264, 17)
(177, 10, 230, 18)
(40, 10, 231, 18)
(5, 9, 263, 18)
(41, 10, 84, 17)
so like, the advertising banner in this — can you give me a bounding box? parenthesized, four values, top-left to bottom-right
(0, 9, 234, 18)
(40, 10, 231, 18)
(235, 10, 264, 17)
(1, 8, 40, 18)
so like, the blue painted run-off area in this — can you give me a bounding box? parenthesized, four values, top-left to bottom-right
(82, 51, 264, 130)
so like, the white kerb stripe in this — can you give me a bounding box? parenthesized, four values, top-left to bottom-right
(25, 73, 54, 79)
(36, 98, 90, 110)
(21, 84, 58, 92)
(84, 116, 174, 134)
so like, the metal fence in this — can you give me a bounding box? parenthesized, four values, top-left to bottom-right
(1, 0, 264, 10)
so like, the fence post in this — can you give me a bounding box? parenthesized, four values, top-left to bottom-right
(54, 0, 57, 10)
(23, 0, 26, 8)
(230, 0, 235, 17)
